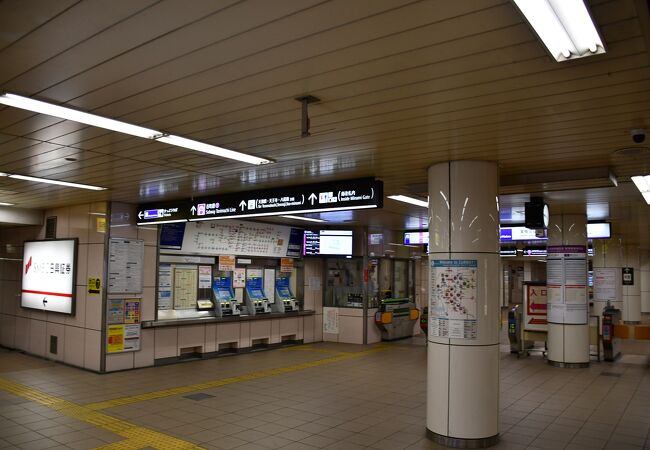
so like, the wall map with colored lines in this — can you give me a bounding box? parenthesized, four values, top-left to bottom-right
(429, 259, 478, 339)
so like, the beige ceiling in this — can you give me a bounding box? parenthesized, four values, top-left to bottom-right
(1, 0, 650, 243)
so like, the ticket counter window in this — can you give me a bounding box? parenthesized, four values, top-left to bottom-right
(324, 258, 364, 308)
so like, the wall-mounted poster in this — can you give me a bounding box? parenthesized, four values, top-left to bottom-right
(108, 238, 144, 294)
(21, 239, 77, 314)
(429, 260, 478, 339)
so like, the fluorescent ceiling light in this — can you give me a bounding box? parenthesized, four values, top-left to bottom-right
(0, 173, 107, 191)
(279, 215, 326, 223)
(513, 0, 605, 61)
(387, 195, 429, 208)
(189, 204, 378, 222)
(0, 92, 272, 165)
(136, 219, 188, 226)
(631, 176, 650, 204)
(0, 202, 14, 206)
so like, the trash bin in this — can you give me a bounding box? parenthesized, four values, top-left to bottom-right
(602, 306, 621, 361)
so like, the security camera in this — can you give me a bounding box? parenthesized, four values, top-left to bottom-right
(631, 129, 646, 144)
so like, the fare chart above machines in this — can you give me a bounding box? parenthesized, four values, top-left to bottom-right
(137, 177, 383, 224)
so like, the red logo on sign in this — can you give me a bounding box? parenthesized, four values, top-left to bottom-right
(25, 256, 32, 274)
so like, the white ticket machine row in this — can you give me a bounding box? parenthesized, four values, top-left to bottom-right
(275, 272, 298, 312)
(212, 272, 241, 316)
(244, 269, 271, 315)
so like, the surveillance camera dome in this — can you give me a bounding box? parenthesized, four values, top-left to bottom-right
(631, 129, 646, 144)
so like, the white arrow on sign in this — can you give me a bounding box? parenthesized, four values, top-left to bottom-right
(190, 205, 196, 215)
(138, 211, 143, 219)
(239, 200, 246, 211)
(308, 193, 317, 205)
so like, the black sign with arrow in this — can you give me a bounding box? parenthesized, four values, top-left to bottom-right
(137, 178, 383, 224)
(189, 177, 383, 220)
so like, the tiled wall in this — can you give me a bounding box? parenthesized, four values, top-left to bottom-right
(0, 201, 329, 372)
(0, 202, 107, 371)
(104, 202, 158, 372)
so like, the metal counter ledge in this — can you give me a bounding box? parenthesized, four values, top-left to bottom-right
(141, 310, 315, 328)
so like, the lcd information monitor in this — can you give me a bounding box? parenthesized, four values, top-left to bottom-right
(303, 230, 353, 256)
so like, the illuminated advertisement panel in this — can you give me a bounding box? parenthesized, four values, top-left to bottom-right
(21, 239, 77, 314)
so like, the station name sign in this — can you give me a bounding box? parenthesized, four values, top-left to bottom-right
(137, 178, 383, 224)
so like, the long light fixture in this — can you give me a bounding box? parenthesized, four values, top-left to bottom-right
(0, 173, 107, 191)
(279, 215, 326, 223)
(631, 176, 650, 204)
(387, 194, 429, 208)
(187, 204, 377, 223)
(0, 92, 272, 165)
(0, 202, 14, 206)
(513, 0, 605, 62)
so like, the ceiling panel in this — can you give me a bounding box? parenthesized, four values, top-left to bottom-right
(1, 0, 650, 245)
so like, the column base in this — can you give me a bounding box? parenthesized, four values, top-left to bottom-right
(548, 360, 589, 368)
(426, 429, 499, 449)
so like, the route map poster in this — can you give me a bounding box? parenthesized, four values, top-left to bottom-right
(429, 259, 478, 339)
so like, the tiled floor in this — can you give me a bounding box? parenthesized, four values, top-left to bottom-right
(0, 336, 649, 450)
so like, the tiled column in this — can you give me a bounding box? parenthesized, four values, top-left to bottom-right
(426, 161, 499, 448)
(592, 239, 624, 318)
(641, 251, 650, 313)
(546, 214, 589, 368)
(622, 245, 641, 323)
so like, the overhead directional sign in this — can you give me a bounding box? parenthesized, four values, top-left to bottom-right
(136, 201, 190, 225)
(189, 177, 382, 221)
(137, 178, 383, 224)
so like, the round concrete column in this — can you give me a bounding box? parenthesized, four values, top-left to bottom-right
(426, 161, 499, 448)
(622, 245, 641, 323)
(546, 214, 589, 368)
(641, 251, 650, 314)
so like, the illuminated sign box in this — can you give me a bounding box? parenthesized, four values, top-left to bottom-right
(21, 239, 77, 314)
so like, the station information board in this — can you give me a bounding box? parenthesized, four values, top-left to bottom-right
(137, 178, 383, 224)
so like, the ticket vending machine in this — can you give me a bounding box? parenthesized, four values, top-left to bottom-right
(275, 273, 298, 312)
(244, 270, 271, 315)
(212, 272, 241, 316)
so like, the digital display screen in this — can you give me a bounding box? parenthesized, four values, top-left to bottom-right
(303, 230, 353, 256)
(404, 231, 429, 245)
(587, 222, 611, 239)
(22, 239, 77, 314)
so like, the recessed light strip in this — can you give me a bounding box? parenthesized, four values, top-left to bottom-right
(513, 0, 605, 62)
(0, 92, 272, 165)
(279, 215, 326, 223)
(631, 176, 650, 204)
(0, 202, 14, 206)
(0, 173, 107, 191)
(387, 194, 429, 208)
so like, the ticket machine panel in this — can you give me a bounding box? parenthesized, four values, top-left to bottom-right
(245, 269, 271, 314)
(212, 272, 240, 316)
(275, 273, 298, 312)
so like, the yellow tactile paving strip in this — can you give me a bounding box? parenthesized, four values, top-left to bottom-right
(0, 377, 203, 449)
(85, 344, 393, 411)
(0, 344, 394, 449)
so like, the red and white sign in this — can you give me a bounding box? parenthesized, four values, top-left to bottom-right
(524, 283, 547, 331)
(21, 239, 77, 314)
